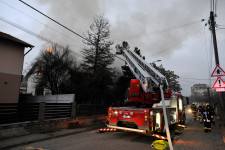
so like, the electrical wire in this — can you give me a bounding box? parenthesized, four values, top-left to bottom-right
(149, 27, 203, 57)
(112, 20, 201, 42)
(217, 27, 225, 29)
(179, 77, 210, 80)
(19, 0, 90, 43)
(178, 79, 197, 84)
(0, 16, 83, 58)
(18, 0, 206, 65)
(0, 16, 55, 44)
(0, 0, 83, 46)
(114, 27, 204, 66)
(217, 24, 225, 27)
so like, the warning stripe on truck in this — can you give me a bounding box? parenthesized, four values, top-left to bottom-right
(107, 125, 146, 133)
(152, 134, 168, 140)
(177, 124, 186, 128)
(99, 128, 116, 132)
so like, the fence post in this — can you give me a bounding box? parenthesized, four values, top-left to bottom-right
(71, 102, 76, 119)
(38, 102, 46, 122)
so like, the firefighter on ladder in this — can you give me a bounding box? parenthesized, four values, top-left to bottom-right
(202, 104, 214, 132)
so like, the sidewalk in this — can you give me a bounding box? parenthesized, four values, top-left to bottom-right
(174, 119, 225, 150)
(0, 123, 103, 150)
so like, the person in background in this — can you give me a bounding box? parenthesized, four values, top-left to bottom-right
(202, 104, 214, 132)
(198, 105, 203, 124)
(191, 104, 197, 120)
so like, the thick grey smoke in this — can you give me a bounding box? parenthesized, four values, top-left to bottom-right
(35, 0, 225, 96)
(38, 0, 104, 49)
(37, 0, 218, 57)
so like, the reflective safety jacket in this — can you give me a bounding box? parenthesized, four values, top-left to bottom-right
(202, 110, 213, 122)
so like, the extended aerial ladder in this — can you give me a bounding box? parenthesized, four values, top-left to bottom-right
(111, 45, 174, 150)
(115, 45, 172, 105)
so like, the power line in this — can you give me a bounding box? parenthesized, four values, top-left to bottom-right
(0, 16, 56, 44)
(112, 20, 201, 42)
(217, 27, 225, 29)
(18, 0, 205, 64)
(179, 79, 196, 84)
(19, 0, 90, 43)
(217, 24, 225, 27)
(179, 77, 210, 80)
(116, 27, 203, 63)
(0, 16, 82, 58)
(0, 0, 83, 46)
(149, 27, 203, 57)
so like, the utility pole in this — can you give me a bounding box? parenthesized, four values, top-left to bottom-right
(209, 10, 224, 112)
(209, 9, 225, 143)
(210, 11, 219, 65)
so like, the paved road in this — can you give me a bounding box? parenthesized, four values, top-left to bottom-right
(9, 112, 193, 150)
(10, 128, 159, 150)
(174, 115, 225, 150)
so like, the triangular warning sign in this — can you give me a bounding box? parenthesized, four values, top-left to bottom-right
(211, 65, 225, 77)
(212, 77, 225, 88)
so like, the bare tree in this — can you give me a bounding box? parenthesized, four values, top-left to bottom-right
(81, 15, 115, 104)
(81, 15, 114, 74)
(30, 44, 76, 95)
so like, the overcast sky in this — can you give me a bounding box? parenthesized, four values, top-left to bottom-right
(1, 0, 225, 96)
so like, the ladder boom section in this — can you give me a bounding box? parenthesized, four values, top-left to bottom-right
(124, 50, 151, 93)
(121, 48, 168, 92)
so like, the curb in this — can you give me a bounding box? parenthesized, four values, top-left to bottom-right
(0, 130, 83, 150)
(0, 123, 104, 150)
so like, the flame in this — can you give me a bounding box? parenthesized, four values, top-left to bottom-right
(46, 47, 53, 53)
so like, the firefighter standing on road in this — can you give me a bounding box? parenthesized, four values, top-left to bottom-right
(198, 105, 203, 124)
(191, 104, 197, 120)
(202, 104, 214, 132)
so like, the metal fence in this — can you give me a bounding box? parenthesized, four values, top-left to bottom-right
(76, 104, 108, 116)
(45, 103, 72, 120)
(0, 103, 39, 124)
(0, 103, 107, 125)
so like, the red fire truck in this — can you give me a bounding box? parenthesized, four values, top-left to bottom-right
(107, 45, 186, 135)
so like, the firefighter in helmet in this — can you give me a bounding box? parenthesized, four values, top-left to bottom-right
(191, 103, 197, 120)
(202, 104, 214, 132)
(198, 104, 203, 124)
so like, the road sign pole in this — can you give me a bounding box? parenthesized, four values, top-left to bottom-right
(160, 86, 173, 150)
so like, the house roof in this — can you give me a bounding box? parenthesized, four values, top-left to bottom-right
(0, 32, 34, 47)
